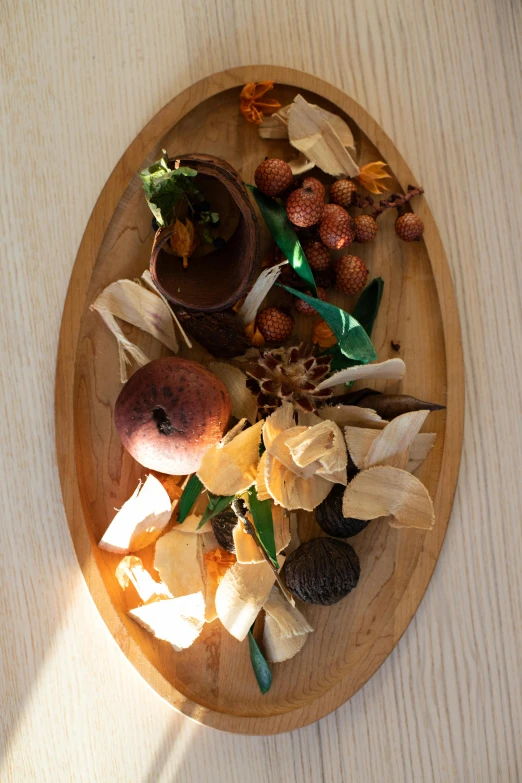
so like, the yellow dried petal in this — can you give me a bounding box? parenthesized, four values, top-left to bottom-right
(255, 450, 271, 501)
(262, 402, 295, 450)
(344, 427, 380, 468)
(263, 586, 313, 638)
(342, 466, 435, 530)
(364, 410, 429, 470)
(197, 420, 264, 495)
(115, 555, 172, 604)
(233, 517, 264, 564)
(265, 452, 332, 511)
(407, 432, 437, 472)
(319, 405, 387, 429)
(263, 616, 309, 663)
(215, 559, 279, 641)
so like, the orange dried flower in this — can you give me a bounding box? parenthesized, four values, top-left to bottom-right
(170, 218, 197, 268)
(240, 81, 282, 125)
(245, 320, 265, 347)
(357, 161, 392, 195)
(204, 548, 236, 586)
(313, 319, 337, 348)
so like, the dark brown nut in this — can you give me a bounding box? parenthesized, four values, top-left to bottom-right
(315, 483, 369, 538)
(282, 537, 360, 605)
(210, 508, 237, 552)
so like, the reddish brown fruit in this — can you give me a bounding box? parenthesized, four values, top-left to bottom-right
(302, 240, 331, 272)
(395, 212, 424, 241)
(114, 357, 230, 474)
(295, 286, 328, 317)
(256, 307, 294, 343)
(286, 185, 323, 228)
(334, 255, 369, 295)
(302, 177, 326, 201)
(319, 204, 356, 249)
(254, 158, 294, 197)
(354, 214, 379, 243)
(329, 179, 357, 209)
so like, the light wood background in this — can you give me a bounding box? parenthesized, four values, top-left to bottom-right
(1, 0, 520, 780)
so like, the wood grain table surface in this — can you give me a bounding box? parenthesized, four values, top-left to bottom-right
(1, 1, 520, 780)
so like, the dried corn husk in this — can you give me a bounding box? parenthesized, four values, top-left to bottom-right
(342, 466, 435, 530)
(344, 427, 381, 469)
(237, 262, 287, 326)
(233, 517, 265, 564)
(408, 432, 437, 472)
(141, 269, 192, 349)
(319, 404, 387, 429)
(286, 419, 347, 483)
(197, 420, 264, 496)
(263, 587, 313, 638)
(263, 617, 309, 663)
(215, 558, 281, 641)
(208, 362, 258, 424)
(265, 451, 332, 511)
(262, 101, 356, 153)
(262, 402, 295, 450)
(129, 592, 205, 651)
(317, 359, 406, 391)
(364, 410, 429, 470)
(99, 475, 172, 554)
(288, 153, 316, 175)
(287, 95, 359, 178)
(115, 556, 172, 604)
(91, 277, 179, 383)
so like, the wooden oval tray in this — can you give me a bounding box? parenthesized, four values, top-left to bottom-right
(55, 66, 464, 734)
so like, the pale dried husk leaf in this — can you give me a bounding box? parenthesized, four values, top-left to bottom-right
(287, 95, 359, 177)
(344, 426, 380, 469)
(129, 592, 205, 651)
(255, 450, 271, 501)
(408, 432, 437, 472)
(316, 359, 406, 391)
(262, 402, 295, 450)
(263, 586, 313, 638)
(319, 404, 387, 429)
(286, 419, 347, 483)
(263, 615, 309, 663)
(208, 362, 258, 424)
(257, 113, 288, 139)
(99, 475, 172, 554)
(297, 410, 323, 427)
(288, 152, 315, 175)
(365, 410, 429, 470)
(197, 420, 263, 495)
(286, 512, 301, 555)
(265, 451, 332, 511)
(237, 261, 287, 325)
(115, 555, 172, 604)
(91, 278, 179, 383)
(272, 504, 291, 553)
(342, 466, 435, 530)
(268, 427, 316, 478)
(233, 517, 265, 564)
(263, 101, 356, 152)
(140, 269, 192, 348)
(215, 558, 280, 641)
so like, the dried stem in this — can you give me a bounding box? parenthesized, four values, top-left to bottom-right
(370, 185, 424, 218)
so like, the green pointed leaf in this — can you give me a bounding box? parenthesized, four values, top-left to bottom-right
(248, 185, 317, 296)
(279, 284, 378, 365)
(197, 494, 235, 529)
(177, 475, 203, 523)
(248, 486, 278, 569)
(325, 277, 384, 372)
(248, 629, 272, 694)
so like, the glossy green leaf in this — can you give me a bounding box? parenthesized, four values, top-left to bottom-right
(248, 629, 272, 694)
(248, 185, 317, 296)
(248, 486, 278, 569)
(197, 494, 235, 529)
(325, 277, 384, 372)
(177, 474, 203, 523)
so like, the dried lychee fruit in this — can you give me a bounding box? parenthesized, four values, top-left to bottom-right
(301, 240, 331, 272)
(319, 204, 356, 249)
(329, 178, 357, 209)
(395, 212, 424, 241)
(286, 184, 323, 228)
(254, 158, 294, 197)
(354, 214, 378, 243)
(334, 255, 368, 295)
(256, 306, 294, 343)
(295, 286, 327, 317)
(302, 176, 326, 201)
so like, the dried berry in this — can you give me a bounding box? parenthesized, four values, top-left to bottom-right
(256, 307, 294, 343)
(254, 158, 294, 197)
(302, 176, 326, 201)
(354, 214, 378, 243)
(295, 286, 327, 316)
(334, 255, 368, 295)
(286, 185, 323, 228)
(315, 484, 369, 538)
(395, 212, 424, 241)
(319, 204, 356, 249)
(301, 240, 331, 272)
(329, 178, 357, 209)
(210, 508, 237, 552)
(282, 537, 360, 605)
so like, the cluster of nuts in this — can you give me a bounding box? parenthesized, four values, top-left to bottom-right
(253, 157, 424, 344)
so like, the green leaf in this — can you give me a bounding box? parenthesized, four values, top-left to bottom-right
(325, 277, 384, 372)
(248, 629, 272, 694)
(248, 486, 278, 569)
(197, 494, 235, 529)
(279, 284, 378, 365)
(248, 185, 317, 296)
(177, 475, 203, 523)
(140, 159, 198, 227)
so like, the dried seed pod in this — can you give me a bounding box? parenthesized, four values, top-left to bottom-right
(210, 508, 238, 552)
(315, 484, 369, 538)
(282, 537, 360, 605)
(175, 309, 250, 358)
(329, 387, 445, 420)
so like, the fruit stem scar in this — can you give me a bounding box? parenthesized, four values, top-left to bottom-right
(152, 406, 180, 436)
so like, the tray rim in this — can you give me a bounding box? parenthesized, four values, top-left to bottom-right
(55, 65, 464, 735)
